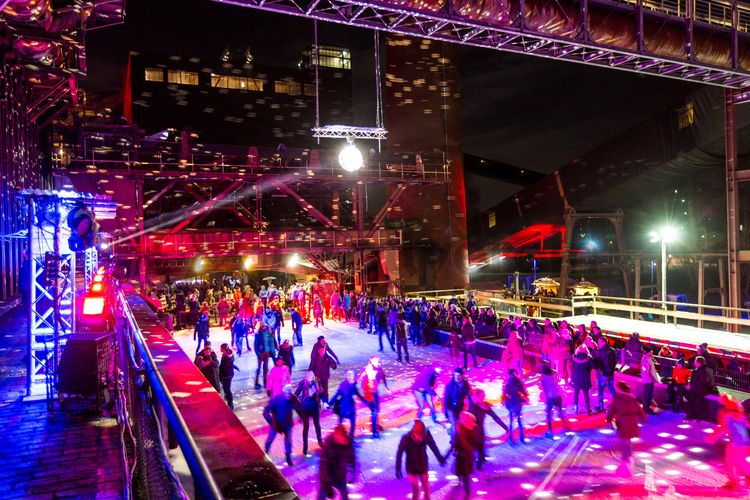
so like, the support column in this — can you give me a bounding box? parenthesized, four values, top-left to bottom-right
(725, 89, 740, 331)
(697, 256, 705, 328)
(136, 179, 146, 292)
(633, 257, 641, 320)
(718, 257, 727, 308)
(612, 211, 631, 298)
(353, 184, 365, 292)
(558, 208, 575, 298)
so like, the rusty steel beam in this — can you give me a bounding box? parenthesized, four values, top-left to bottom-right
(270, 179, 342, 232)
(166, 181, 245, 235)
(366, 184, 407, 239)
(144, 179, 181, 208)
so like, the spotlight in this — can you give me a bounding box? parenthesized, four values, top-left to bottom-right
(287, 253, 299, 267)
(338, 141, 363, 172)
(195, 258, 205, 272)
(243, 256, 253, 270)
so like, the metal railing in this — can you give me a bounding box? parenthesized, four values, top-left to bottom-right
(115, 289, 222, 499)
(614, 0, 750, 32)
(571, 294, 750, 331)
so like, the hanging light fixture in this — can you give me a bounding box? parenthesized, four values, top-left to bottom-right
(338, 139, 363, 172)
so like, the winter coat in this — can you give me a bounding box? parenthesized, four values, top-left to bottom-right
(219, 353, 239, 379)
(309, 350, 337, 382)
(266, 364, 291, 398)
(412, 367, 440, 395)
(689, 365, 718, 398)
(571, 352, 593, 390)
(194, 314, 210, 339)
(461, 322, 476, 344)
(319, 434, 356, 485)
(295, 378, 323, 413)
(594, 344, 617, 376)
(263, 393, 298, 432)
(329, 379, 358, 418)
(640, 354, 661, 384)
(444, 379, 471, 413)
(194, 351, 219, 391)
(452, 424, 480, 476)
(503, 375, 527, 409)
(396, 430, 444, 475)
(278, 344, 295, 369)
(606, 392, 646, 440)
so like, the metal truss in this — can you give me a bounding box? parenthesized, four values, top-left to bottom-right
(27, 199, 75, 396)
(114, 228, 403, 258)
(312, 125, 388, 140)
(215, 0, 750, 88)
(83, 247, 99, 290)
(18, 190, 115, 396)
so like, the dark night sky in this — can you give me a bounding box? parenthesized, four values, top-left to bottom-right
(85, 0, 701, 210)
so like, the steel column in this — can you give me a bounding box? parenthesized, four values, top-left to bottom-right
(725, 88, 741, 331)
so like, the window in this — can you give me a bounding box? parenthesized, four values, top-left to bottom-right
(488, 211, 496, 229)
(308, 45, 351, 70)
(275, 80, 301, 96)
(211, 74, 264, 91)
(144, 67, 164, 82)
(167, 70, 198, 85)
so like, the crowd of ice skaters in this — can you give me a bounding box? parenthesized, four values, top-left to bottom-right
(180, 285, 750, 499)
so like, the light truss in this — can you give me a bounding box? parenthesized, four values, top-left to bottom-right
(312, 125, 388, 140)
(214, 0, 750, 88)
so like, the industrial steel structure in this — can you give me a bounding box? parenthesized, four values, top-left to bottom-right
(216, 0, 750, 87)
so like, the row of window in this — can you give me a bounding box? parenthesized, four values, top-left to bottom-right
(145, 68, 317, 96)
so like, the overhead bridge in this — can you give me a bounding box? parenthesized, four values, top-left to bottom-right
(215, 0, 750, 88)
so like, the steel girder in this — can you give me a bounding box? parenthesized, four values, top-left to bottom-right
(214, 0, 750, 88)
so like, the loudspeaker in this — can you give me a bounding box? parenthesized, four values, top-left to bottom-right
(57, 332, 114, 406)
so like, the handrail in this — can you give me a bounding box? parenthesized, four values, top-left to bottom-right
(116, 290, 223, 500)
(571, 294, 750, 329)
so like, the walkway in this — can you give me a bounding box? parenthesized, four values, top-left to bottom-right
(172, 318, 749, 500)
(0, 305, 123, 499)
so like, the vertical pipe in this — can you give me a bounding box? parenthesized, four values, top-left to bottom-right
(685, 0, 694, 60)
(636, 0, 645, 52)
(633, 257, 641, 320)
(725, 88, 740, 332)
(26, 198, 33, 397)
(661, 240, 668, 323)
(697, 256, 705, 328)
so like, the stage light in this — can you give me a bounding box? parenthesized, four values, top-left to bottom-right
(195, 258, 205, 272)
(287, 253, 299, 267)
(243, 256, 254, 270)
(100, 242, 109, 250)
(338, 142, 363, 172)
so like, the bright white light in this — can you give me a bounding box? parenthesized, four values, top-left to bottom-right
(287, 253, 299, 267)
(338, 143, 363, 172)
(650, 226, 679, 243)
(243, 256, 253, 270)
(195, 258, 204, 272)
(662, 226, 678, 243)
(100, 242, 109, 250)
